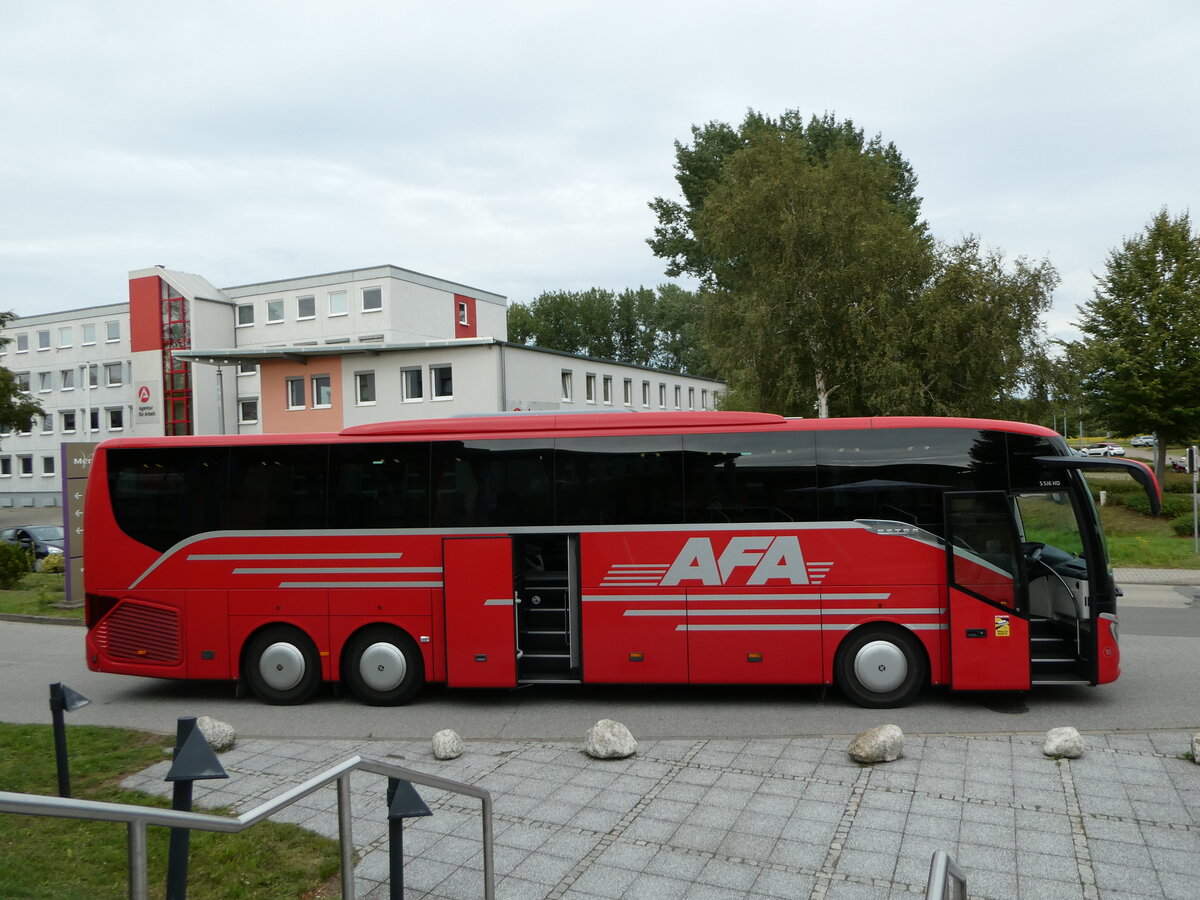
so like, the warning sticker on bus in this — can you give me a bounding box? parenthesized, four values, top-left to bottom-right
(994, 615, 1011, 637)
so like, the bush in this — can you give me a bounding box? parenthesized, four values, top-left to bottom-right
(39, 553, 65, 574)
(1170, 513, 1197, 537)
(0, 543, 30, 589)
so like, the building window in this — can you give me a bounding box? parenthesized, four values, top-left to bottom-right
(16, 373, 29, 392)
(0, 457, 9, 476)
(688, 387, 695, 410)
(362, 287, 382, 312)
(674, 385, 682, 409)
(15, 334, 27, 352)
(89, 410, 100, 432)
(237, 361, 257, 376)
(40, 416, 52, 434)
(88, 365, 98, 388)
(602, 375, 613, 405)
(37, 330, 50, 351)
(42, 456, 55, 476)
(238, 399, 259, 424)
(623, 379, 633, 406)
(561, 371, 573, 401)
(266, 299, 284, 324)
(286, 377, 305, 409)
(458, 301, 469, 325)
(642, 381, 650, 407)
(60, 411, 75, 433)
(297, 295, 315, 319)
(659, 383, 667, 408)
(60, 369, 74, 390)
(105, 363, 123, 387)
(37, 372, 52, 393)
(328, 291, 348, 316)
(108, 408, 123, 431)
(58, 327, 73, 348)
(236, 304, 254, 326)
(431, 365, 453, 399)
(355, 371, 376, 405)
(585, 374, 596, 403)
(18, 456, 32, 476)
(81, 324, 96, 345)
(105, 321, 120, 342)
(701, 389, 709, 410)
(311, 375, 332, 408)
(401, 368, 423, 401)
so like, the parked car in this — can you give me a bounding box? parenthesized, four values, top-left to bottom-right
(0, 524, 65, 568)
(1084, 442, 1125, 457)
(1130, 435, 1157, 447)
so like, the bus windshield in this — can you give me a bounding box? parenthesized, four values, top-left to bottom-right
(1013, 490, 1085, 558)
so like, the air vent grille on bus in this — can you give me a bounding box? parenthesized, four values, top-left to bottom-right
(95, 602, 181, 665)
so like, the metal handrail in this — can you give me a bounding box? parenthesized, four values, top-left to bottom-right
(0, 754, 494, 900)
(925, 849, 966, 900)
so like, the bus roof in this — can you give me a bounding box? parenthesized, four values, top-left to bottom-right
(94, 411, 1060, 450)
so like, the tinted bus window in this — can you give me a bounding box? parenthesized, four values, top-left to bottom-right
(682, 431, 818, 522)
(330, 442, 431, 528)
(816, 428, 1008, 531)
(431, 440, 554, 527)
(556, 435, 684, 525)
(1006, 432, 1071, 491)
(108, 447, 227, 551)
(226, 445, 329, 532)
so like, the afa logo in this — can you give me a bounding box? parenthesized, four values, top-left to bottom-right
(662, 536, 809, 586)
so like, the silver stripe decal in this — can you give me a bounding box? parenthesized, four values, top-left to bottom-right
(232, 567, 440, 575)
(609, 564, 669, 569)
(189, 553, 409, 561)
(824, 608, 945, 616)
(626, 608, 820, 617)
(484, 598, 514, 606)
(823, 622, 948, 632)
(821, 593, 891, 601)
(687, 592, 821, 601)
(678, 624, 822, 631)
(583, 594, 688, 602)
(277, 581, 443, 589)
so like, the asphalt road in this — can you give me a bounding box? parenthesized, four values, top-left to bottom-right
(2, 581, 1197, 742)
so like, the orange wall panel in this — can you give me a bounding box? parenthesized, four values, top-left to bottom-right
(260, 359, 344, 433)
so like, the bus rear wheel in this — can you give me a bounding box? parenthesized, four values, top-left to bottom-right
(244, 625, 322, 705)
(342, 626, 424, 706)
(835, 626, 926, 708)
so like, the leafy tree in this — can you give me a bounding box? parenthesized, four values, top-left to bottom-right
(0, 312, 42, 438)
(507, 285, 715, 376)
(682, 113, 933, 416)
(1072, 208, 1200, 480)
(651, 109, 1058, 418)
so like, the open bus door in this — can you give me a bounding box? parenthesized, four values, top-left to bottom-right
(443, 536, 517, 688)
(944, 491, 1031, 691)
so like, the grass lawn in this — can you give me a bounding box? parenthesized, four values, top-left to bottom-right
(0, 723, 342, 899)
(0, 572, 81, 619)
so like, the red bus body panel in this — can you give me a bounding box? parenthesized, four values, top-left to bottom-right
(442, 537, 516, 688)
(947, 586, 1031, 690)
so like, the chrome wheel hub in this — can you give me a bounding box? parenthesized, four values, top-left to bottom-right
(359, 642, 407, 692)
(854, 640, 907, 694)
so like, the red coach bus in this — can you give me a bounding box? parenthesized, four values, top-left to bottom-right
(83, 411, 1159, 708)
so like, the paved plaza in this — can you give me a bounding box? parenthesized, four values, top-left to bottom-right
(124, 727, 1200, 899)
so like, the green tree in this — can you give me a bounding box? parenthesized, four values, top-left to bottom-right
(684, 113, 933, 416)
(881, 237, 1058, 418)
(1072, 208, 1200, 480)
(506, 285, 714, 375)
(651, 109, 1058, 418)
(0, 312, 42, 437)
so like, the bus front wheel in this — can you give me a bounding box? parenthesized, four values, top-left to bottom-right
(342, 626, 425, 706)
(835, 626, 926, 709)
(244, 625, 322, 705)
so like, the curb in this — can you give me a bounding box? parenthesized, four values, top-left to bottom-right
(0, 613, 84, 627)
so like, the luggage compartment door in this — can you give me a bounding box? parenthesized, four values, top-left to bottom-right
(444, 537, 517, 688)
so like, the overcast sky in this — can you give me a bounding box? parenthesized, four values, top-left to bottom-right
(2, 1, 1197, 340)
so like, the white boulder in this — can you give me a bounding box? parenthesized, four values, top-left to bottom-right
(1043, 726, 1084, 758)
(847, 724, 904, 763)
(583, 719, 637, 759)
(1191, 732, 1200, 764)
(432, 728, 464, 760)
(195, 716, 237, 752)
